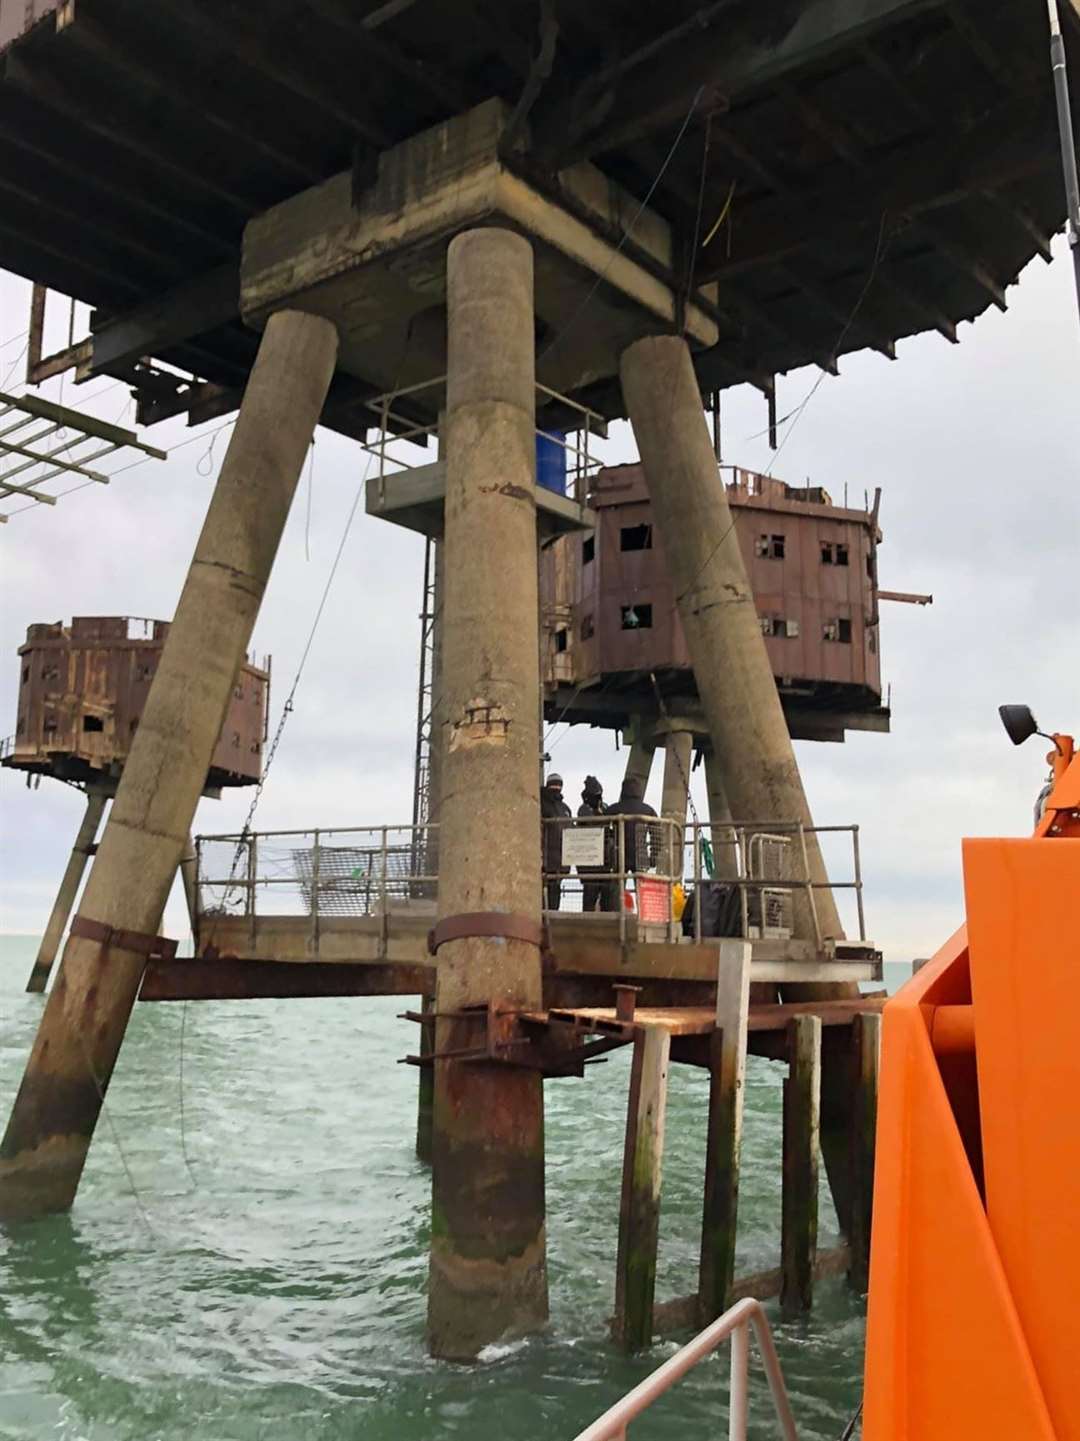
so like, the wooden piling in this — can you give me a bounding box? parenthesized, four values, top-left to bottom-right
(615, 1023, 671, 1350)
(849, 1011, 881, 1292)
(698, 939, 752, 1322)
(781, 1013, 822, 1315)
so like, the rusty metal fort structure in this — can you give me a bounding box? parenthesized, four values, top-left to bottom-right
(0, 0, 1076, 1364)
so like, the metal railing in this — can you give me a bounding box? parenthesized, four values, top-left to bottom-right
(360, 371, 605, 503)
(571, 1298, 799, 1441)
(194, 815, 866, 948)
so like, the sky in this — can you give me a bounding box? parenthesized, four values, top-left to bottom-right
(1, 240, 1077, 962)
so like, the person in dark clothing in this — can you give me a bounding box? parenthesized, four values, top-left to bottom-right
(577, 775, 617, 912)
(610, 774, 659, 878)
(540, 772, 572, 910)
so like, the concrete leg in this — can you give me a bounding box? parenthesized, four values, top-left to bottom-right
(614, 1024, 671, 1350)
(781, 1014, 822, 1316)
(179, 833, 199, 937)
(0, 309, 338, 1223)
(660, 730, 692, 883)
(427, 228, 548, 1360)
(622, 734, 655, 795)
(24, 788, 108, 994)
(848, 1011, 881, 1292)
(619, 336, 842, 944)
(703, 749, 738, 881)
(698, 939, 751, 1321)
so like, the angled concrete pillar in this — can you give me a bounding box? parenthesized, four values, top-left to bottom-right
(24, 787, 109, 994)
(427, 227, 547, 1359)
(703, 750, 739, 882)
(0, 309, 338, 1223)
(620, 336, 842, 943)
(621, 734, 655, 795)
(659, 729, 692, 882)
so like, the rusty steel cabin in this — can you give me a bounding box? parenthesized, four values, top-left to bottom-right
(2, 616, 269, 791)
(541, 465, 888, 743)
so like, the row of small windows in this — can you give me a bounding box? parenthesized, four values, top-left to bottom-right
(574, 609, 852, 643)
(757, 534, 851, 566)
(583, 530, 856, 568)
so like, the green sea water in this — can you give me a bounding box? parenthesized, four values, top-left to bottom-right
(1, 938, 903, 1440)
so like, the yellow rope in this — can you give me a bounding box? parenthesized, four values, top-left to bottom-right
(701, 179, 737, 250)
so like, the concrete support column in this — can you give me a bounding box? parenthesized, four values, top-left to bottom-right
(619, 336, 842, 943)
(179, 833, 199, 936)
(703, 750, 739, 882)
(427, 228, 547, 1359)
(24, 788, 108, 994)
(659, 730, 692, 883)
(621, 734, 655, 795)
(0, 309, 338, 1223)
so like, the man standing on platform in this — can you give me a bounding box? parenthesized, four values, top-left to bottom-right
(541, 772, 572, 909)
(577, 775, 615, 912)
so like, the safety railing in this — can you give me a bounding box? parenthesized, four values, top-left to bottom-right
(359, 371, 606, 504)
(194, 815, 865, 947)
(570, 1297, 799, 1441)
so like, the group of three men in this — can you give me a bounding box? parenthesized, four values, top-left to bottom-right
(540, 771, 658, 911)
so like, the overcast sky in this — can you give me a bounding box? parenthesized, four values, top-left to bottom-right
(1, 242, 1077, 962)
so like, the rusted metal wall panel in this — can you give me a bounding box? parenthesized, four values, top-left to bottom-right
(6, 616, 268, 787)
(543, 464, 883, 709)
(0, 0, 63, 56)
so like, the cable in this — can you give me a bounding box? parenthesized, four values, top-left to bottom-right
(764, 214, 892, 474)
(538, 85, 706, 368)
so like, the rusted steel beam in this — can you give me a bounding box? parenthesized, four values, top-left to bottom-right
(697, 95, 1054, 283)
(138, 958, 431, 1001)
(614, 1024, 671, 1351)
(3, 53, 258, 213)
(781, 1013, 822, 1316)
(89, 265, 238, 379)
(415, 992, 436, 1163)
(541, 0, 938, 161)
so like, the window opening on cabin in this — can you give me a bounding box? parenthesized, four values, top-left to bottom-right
(581, 613, 595, 640)
(82, 714, 104, 733)
(41, 664, 60, 682)
(824, 618, 853, 643)
(554, 628, 568, 653)
(582, 536, 595, 565)
(620, 523, 653, 552)
(755, 534, 785, 559)
(136, 662, 155, 681)
(21, 667, 29, 684)
(621, 603, 653, 630)
(760, 616, 799, 638)
(821, 542, 850, 566)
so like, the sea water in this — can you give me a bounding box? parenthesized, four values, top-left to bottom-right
(1, 939, 908, 1440)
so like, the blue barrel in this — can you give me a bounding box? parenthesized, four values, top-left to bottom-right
(535, 430, 567, 495)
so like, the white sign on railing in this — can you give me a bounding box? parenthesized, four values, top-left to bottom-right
(561, 828, 605, 868)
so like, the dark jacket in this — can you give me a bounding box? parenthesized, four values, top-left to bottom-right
(576, 797, 612, 874)
(541, 786, 572, 871)
(610, 776, 658, 872)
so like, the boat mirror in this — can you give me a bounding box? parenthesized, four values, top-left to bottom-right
(998, 703, 1039, 746)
